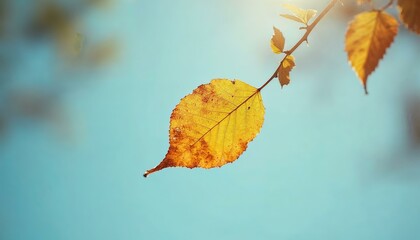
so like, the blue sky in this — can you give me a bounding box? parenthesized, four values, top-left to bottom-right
(1, 0, 420, 239)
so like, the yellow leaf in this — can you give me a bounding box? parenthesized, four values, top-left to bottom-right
(270, 27, 285, 54)
(398, 0, 420, 34)
(279, 14, 305, 24)
(281, 4, 317, 25)
(303, 9, 317, 24)
(345, 11, 398, 93)
(278, 55, 295, 87)
(144, 79, 265, 177)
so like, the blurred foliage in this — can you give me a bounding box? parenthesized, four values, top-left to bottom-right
(0, 0, 119, 140)
(0, 0, 6, 37)
(407, 96, 420, 149)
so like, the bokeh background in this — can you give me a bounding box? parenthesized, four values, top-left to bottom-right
(1, 0, 420, 239)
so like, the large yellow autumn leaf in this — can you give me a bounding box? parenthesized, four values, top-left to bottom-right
(144, 79, 265, 177)
(345, 11, 398, 93)
(398, 0, 420, 34)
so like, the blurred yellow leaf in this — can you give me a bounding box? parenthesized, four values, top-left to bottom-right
(144, 79, 265, 177)
(345, 11, 398, 93)
(278, 55, 295, 88)
(398, 0, 420, 34)
(280, 4, 317, 25)
(271, 27, 285, 54)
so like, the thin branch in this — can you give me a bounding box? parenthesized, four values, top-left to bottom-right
(144, 0, 340, 178)
(193, 0, 339, 148)
(380, 0, 394, 11)
(258, 0, 339, 91)
(191, 0, 338, 152)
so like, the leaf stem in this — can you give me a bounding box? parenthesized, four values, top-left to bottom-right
(257, 0, 338, 91)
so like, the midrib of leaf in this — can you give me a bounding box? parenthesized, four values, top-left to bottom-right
(191, 89, 260, 147)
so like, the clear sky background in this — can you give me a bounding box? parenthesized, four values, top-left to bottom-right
(1, 0, 420, 239)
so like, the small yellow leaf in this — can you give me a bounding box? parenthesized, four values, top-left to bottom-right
(283, 4, 307, 19)
(398, 0, 420, 34)
(270, 27, 285, 54)
(345, 11, 398, 93)
(277, 55, 295, 87)
(281, 4, 317, 25)
(303, 9, 317, 24)
(144, 79, 265, 177)
(279, 14, 305, 24)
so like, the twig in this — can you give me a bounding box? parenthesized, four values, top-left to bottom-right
(258, 0, 338, 91)
(143, 0, 339, 178)
(380, 0, 394, 11)
(197, 0, 339, 157)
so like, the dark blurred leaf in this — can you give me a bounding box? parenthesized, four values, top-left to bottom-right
(9, 90, 57, 120)
(28, 3, 83, 57)
(407, 97, 420, 147)
(28, 3, 72, 38)
(0, 0, 6, 37)
(87, 0, 114, 9)
(88, 38, 118, 66)
(0, 113, 6, 136)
